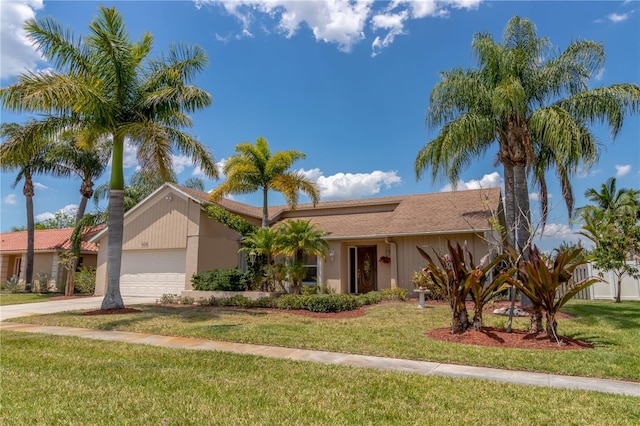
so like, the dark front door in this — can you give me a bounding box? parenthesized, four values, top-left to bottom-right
(356, 246, 376, 293)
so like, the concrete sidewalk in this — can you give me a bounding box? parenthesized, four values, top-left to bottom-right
(1, 298, 638, 397)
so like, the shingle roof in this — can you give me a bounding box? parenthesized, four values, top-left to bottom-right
(0, 227, 103, 253)
(172, 184, 501, 239)
(275, 187, 502, 239)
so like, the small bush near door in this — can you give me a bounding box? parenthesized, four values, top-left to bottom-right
(191, 268, 249, 291)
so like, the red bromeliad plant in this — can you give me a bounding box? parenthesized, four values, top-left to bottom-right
(417, 241, 505, 333)
(498, 245, 603, 340)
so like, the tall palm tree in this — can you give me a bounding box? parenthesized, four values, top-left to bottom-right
(416, 15, 640, 253)
(275, 219, 329, 294)
(1, 6, 218, 309)
(0, 120, 60, 291)
(579, 177, 638, 220)
(210, 137, 320, 227)
(48, 133, 110, 222)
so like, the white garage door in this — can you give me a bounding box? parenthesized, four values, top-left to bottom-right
(120, 250, 186, 297)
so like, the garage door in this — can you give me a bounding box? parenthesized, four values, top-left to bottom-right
(120, 250, 186, 297)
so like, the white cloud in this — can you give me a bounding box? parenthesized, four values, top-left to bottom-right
(608, 12, 629, 23)
(593, 67, 605, 81)
(576, 166, 601, 179)
(35, 204, 78, 222)
(172, 155, 194, 174)
(535, 222, 593, 250)
(615, 164, 632, 177)
(193, 158, 226, 178)
(439, 172, 502, 192)
(529, 192, 553, 201)
(4, 194, 18, 205)
(0, 0, 44, 80)
(123, 140, 139, 169)
(33, 181, 47, 190)
(198, 0, 482, 55)
(300, 168, 402, 199)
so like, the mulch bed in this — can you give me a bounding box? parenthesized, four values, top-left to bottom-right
(78, 298, 590, 350)
(83, 308, 142, 316)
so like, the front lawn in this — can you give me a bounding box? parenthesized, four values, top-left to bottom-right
(2, 331, 638, 425)
(8, 299, 640, 381)
(0, 293, 60, 306)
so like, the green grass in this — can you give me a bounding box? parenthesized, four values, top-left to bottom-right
(0, 293, 60, 306)
(2, 331, 638, 425)
(8, 299, 640, 381)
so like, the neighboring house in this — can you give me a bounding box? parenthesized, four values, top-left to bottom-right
(92, 183, 504, 298)
(0, 227, 101, 290)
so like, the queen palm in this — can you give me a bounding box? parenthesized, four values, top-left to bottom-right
(210, 136, 320, 227)
(416, 15, 640, 253)
(0, 120, 60, 291)
(1, 6, 218, 309)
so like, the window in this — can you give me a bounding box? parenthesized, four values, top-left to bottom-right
(302, 254, 318, 284)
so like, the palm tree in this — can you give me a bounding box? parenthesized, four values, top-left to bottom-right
(276, 219, 329, 294)
(240, 227, 282, 291)
(1, 6, 218, 309)
(47, 134, 110, 222)
(416, 15, 640, 253)
(578, 177, 638, 220)
(210, 137, 320, 227)
(0, 120, 60, 291)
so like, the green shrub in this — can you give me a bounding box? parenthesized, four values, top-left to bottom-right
(301, 285, 319, 295)
(179, 296, 195, 305)
(304, 294, 358, 313)
(74, 266, 96, 294)
(381, 287, 409, 301)
(35, 272, 51, 293)
(254, 297, 277, 308)
(275, 294, 308, 310)
(159, 294, 179, 304)
(224, 295, 254, 307)
(4, 276, 23, 293)
(356, 291, 383, 306)
(191, 268, 249, 291)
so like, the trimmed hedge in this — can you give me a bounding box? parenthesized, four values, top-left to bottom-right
(191, 268, 249, 291)
(163, 291, 384, 313)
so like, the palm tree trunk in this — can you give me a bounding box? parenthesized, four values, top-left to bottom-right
(101, 138, 126, 310)
(101, 189, 125, 309)
(513, 164, 532, 254)
(24, 176, 35, 292)
(503, 164, 516, 249)
(76, 195, 89, 223)
(262, 188, 269, 228)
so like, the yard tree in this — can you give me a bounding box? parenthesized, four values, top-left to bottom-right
(0, 120, 61, 291)
(0, 6, 218, 309)
(579, 179, 640, 303)
(416, 15, 640, 254)
(275, 219, 329, 294)
(210, 137, 320, 228)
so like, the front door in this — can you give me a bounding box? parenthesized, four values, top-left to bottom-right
(356, 246, 376, 293)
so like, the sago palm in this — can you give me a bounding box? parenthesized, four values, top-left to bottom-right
(1, 6, 218, 309)
(210, 137, 320, 227)
(416, 15, 640, 253)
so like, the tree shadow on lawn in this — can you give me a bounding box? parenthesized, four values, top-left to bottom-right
(562, 302, 640, 331)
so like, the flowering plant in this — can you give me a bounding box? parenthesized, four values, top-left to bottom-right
(378, 256, 391, 264)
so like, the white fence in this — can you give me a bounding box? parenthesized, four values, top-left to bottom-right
(568, 262, 640, 301)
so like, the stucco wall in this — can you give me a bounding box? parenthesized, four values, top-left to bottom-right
(323, 232, 492, 294)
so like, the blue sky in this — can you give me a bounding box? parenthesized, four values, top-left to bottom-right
(1, 0, 639, 251)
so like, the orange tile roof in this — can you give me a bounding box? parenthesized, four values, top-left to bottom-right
(0, 227, 103, 253)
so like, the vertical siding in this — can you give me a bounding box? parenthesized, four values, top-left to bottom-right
(122, 193, 189, 250)
(395, 233, 487, 291)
